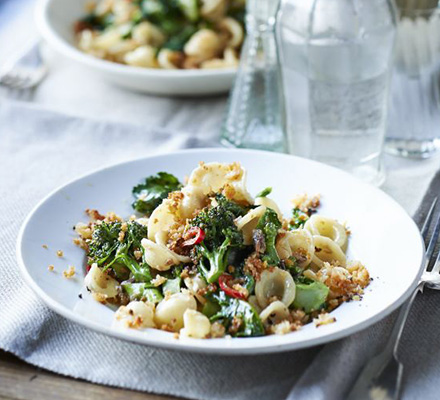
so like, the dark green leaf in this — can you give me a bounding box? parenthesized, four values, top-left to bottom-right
(132, 172, 182, 215)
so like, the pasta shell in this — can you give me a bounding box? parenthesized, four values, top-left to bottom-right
(305, 215, 348, 252)
(235, 205, 266, 245)
(84, 263, 119, 298)
(254, 197, 283, 221)
(217, 17, 244, 48)
(113, 301, 155, 330)
(180, 309, 211, 339)
(259, 301, 290, 326)
(184, 274, 208, 304)
(147, 199, 178, 243)
(154, 292, 197, 331)
(184, 29, 222, 63)
(255, 267, 296, 309)
(187, 162, 253, 204)
(275, 229, 315, 268)
(141, 239, 190, 271)
(311, 235, 347, 268)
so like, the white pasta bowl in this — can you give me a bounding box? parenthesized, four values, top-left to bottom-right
(35, 0, 237, 96)
(17, 149, 425, 354)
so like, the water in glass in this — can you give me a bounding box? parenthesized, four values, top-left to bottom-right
(277, 0, 397, 185)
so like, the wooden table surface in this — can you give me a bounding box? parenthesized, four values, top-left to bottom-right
(0, 350, 179, 400)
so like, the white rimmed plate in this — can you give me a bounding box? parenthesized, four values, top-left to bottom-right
(17, 149, 425, 354)
(35, 0, 236, 96)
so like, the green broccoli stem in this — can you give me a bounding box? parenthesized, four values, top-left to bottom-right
(107, 253, 152, 282)
(198, 238, 231, 284)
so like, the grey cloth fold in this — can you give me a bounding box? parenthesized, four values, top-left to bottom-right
(1, 100, 439, 400)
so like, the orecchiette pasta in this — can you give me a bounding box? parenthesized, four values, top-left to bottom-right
(114, 301, 155, 329)
(157, 49, 182, 69)
(123, 45, 158, 68)
(235, 206, 267, 245)
(255, 267, 296, 309)
(275, 229, 315, 268)
(218, 17, 244, 48)
(141, 239, 190, 271)
(132, 21, 166, 47)
(112, 0, 137, 24)
(254, 196, 283, 222)
(183, 29, 222, 63)
(187, 162, 253, 204)
(147, 199, 179, 243)
(180, 309, 211, 338)
(184, 274, 208, 304)
(304, 215, 348, 252)
(259, 301, 290, 326)
(200, 47, 239, 69)
(154, 292, 197, 331)
(200, 0, 227, 22)
(311, 235, 347, 268)
(84, 263, 119, 298)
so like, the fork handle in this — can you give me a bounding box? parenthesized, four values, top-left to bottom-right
(384, 281, 424, 359)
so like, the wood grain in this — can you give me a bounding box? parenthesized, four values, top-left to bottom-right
(0, 350, 180, 400)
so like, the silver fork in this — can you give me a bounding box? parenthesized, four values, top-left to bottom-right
(346, 197, 440, 400)
(0, 41, 47, 93)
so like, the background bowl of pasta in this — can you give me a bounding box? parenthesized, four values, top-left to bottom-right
(16, 148, 425, 354)
(35, 0, 242, 96)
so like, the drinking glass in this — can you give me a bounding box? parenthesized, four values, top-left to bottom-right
(386, 0, 440, 158)
(277, 0, 397, 186)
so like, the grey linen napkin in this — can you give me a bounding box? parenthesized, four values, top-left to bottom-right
(1, 100, 439, 400)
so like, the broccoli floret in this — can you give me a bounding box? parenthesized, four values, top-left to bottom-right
(87, 220, 151, 282)
(190, 194, 247, 283)
(87, 221, 121, 266)
(132, 172, 182, 215)
(255, 208, 281, 266)
(210, 291, 264, 337)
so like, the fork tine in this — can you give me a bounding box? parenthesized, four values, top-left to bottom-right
(431, 252, 440, 274)
(421, 197, 438, 239)
(425, 211, 440, 269)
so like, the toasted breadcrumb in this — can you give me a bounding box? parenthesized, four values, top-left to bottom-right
(316, 262, 369, 303)
(63, 265, 75, 279)
(272, 320, 293, 335)
(104, 211, 123, 223)
(73, 237, 89, 251)
(56, 250, 64, 257)
(151, 275, 167, 287)
(48, 264, 55, 272)
(75, 222, 93, 239)
(92, 292, 108, 303)
(86, 208, 105, 221)
(243, 253, 267, 281)
(314, 313, 336, 327)
(291, 193, 321, 213)
(210, 322, 226, 338)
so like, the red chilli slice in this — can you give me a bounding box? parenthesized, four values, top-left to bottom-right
(218, 274, 247, 300)
(182, 227, 205, 247)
